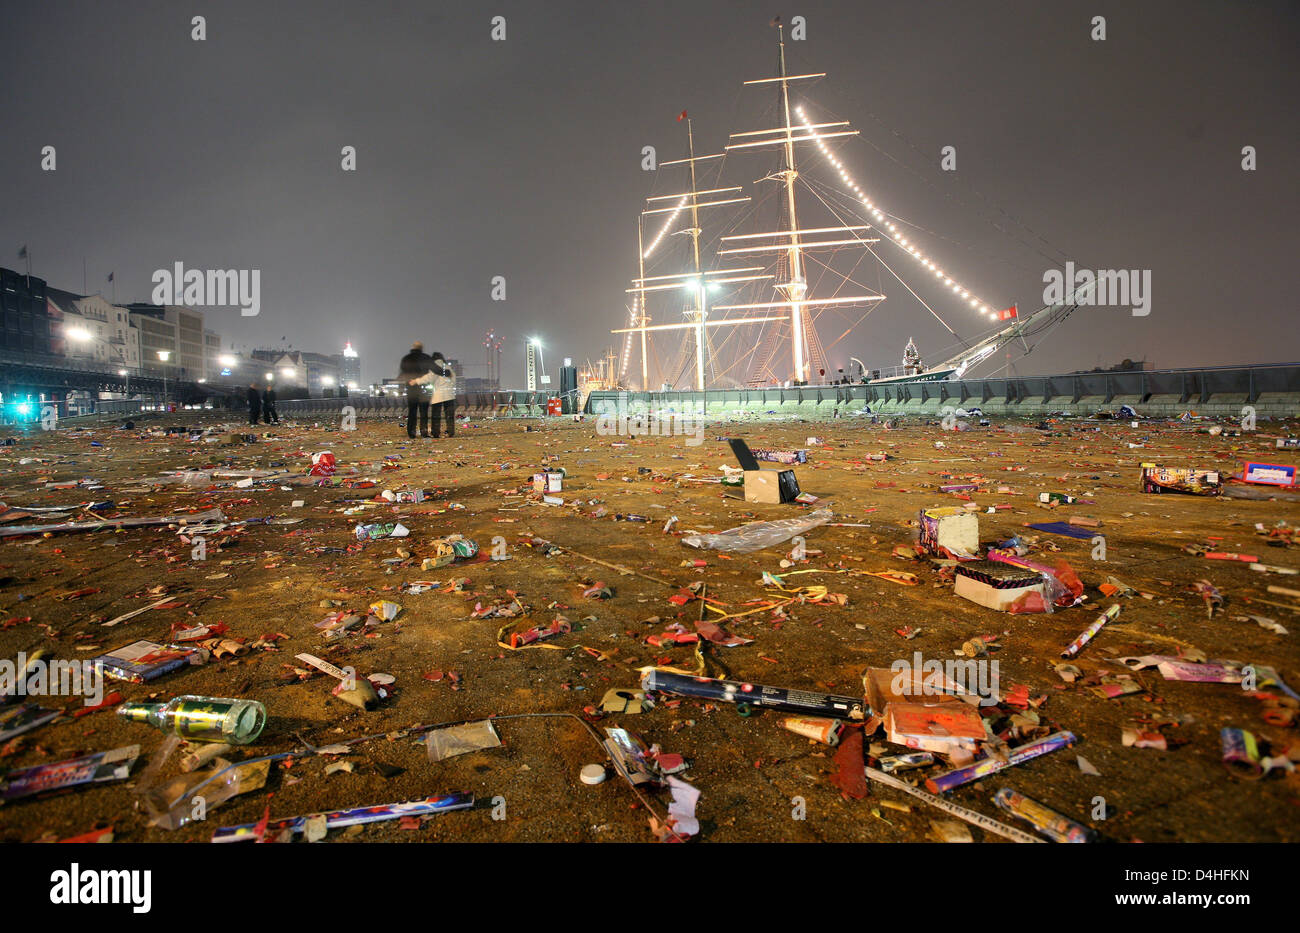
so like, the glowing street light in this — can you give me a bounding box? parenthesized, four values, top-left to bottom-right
(156, 350, 172, 409)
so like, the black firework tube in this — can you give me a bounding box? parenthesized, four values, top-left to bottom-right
(641, 669, 866, 720)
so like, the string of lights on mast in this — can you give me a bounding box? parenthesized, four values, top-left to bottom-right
(794, 106, 1004, 321)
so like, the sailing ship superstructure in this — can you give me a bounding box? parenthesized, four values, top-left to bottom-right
(712, 21, 883, 386)
(617, 116, 774, 391)
(614, 19, 1079, 390)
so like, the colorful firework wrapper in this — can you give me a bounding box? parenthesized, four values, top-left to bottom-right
(1139, 463, 1221, 495)
(1220, 727, 1263, 779)
(926, 731, 1077, 794)
(1061, 604, 1121, 658)
(750, 448, 808, 465)
(1, 744, 139, 801)
(879, 751, 934, 774)
(642, 668, 866, 720)
(210, 793, 474, 842)
(781, 715, 844, 746)
(993, 787, 1094, 843)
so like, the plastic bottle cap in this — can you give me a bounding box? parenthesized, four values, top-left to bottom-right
(580, 764, 607, 785)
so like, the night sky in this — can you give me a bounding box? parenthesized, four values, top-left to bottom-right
(2, 0, 1296, 385)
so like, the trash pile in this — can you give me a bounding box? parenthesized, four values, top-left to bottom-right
(1, 411, 1298, 843)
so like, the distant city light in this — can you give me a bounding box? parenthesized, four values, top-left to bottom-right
(66, 326, 92, 342)
(157, 350, 171, 361)
(219, 354, 237, 366)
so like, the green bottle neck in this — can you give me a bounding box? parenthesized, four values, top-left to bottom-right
(119, 702, 164, 723)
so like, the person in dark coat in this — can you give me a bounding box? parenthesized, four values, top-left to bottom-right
(398, 341, 431, 438)
(262, 385, 279, 424)
(411, 352, 456, 438)
(246, 384, 261, 426)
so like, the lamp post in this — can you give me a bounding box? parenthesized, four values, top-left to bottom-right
(157, 350, 172, 410)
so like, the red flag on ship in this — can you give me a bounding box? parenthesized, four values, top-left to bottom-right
(996, 304, 1018, 321)
(677, 110, 687, 122)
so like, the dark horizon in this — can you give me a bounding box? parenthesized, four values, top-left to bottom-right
(2, 0, 1296, 385)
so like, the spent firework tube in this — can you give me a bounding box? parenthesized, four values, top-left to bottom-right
(925, 731, 1077, 794)
(641, 669, 866, 720)
(865, 766, 1044, 845)
(1061, 604, 1121, 658)
(781, 716, 844, 746)
(993, 787, 1094, 843)
(1220, 727, 1263, 778)
(880, 751, 934, 774)
(210, 793, 474, 842)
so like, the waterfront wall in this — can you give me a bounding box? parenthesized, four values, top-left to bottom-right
(271, 364, 1300, 422)
(584, 363, 1300, 420)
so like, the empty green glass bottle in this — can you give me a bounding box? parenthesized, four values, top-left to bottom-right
(118, 695, 266, 744)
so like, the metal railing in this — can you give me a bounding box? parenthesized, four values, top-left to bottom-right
(582, 362, 1300, 412)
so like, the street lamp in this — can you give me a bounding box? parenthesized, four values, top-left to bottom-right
(157, 350, 172, 410)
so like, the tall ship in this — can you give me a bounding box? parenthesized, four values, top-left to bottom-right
(613, 18, 1088, 391)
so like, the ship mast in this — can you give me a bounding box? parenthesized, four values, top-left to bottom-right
(685, 117, 708, 391)
(775, 25, 808, 384)
(636, 217, 649, 389)
(616, 116, 767, 391)
(718, 20, 885, 385)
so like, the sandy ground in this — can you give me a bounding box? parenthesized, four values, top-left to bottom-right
(0, 410, 1297, 843)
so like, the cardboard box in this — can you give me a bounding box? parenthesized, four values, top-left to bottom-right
(953, 560, 1047, 612)
(727, 437, 801, 504)
(743, 468, 801, 504)
(863, 666, 965, 713)
(885, 701, 986, 753)
(532, 472, 563, 493)
(918, 506, 980, 556)
(1139, 463, 1221, 496)
(1242, 461, 1297, 487)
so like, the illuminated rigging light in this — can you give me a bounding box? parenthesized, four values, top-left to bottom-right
(795, 106, 1002, 318)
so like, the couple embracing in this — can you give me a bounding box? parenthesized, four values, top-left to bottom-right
(399, 341, 456, 439)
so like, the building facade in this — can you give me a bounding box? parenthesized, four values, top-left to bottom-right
(49, 288, 141, 373)
(125, 304, 180, 377)
(1, 268, 52, 357)
(342, 342, 361, 390)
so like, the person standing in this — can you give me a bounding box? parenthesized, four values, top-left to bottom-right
(399, 340, 431, 438)
(262, 384, 279, 424)
(246, 383, 261, 426)
(412, 353, 457, 438)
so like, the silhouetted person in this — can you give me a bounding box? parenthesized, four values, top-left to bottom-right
(412, 352, 456, 438)
(262, 385, 279, 424)
(399, 340, 431, 438)
(246, 384, 261, 425)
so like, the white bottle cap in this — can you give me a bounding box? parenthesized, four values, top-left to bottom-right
(580, 764, 607, 785)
